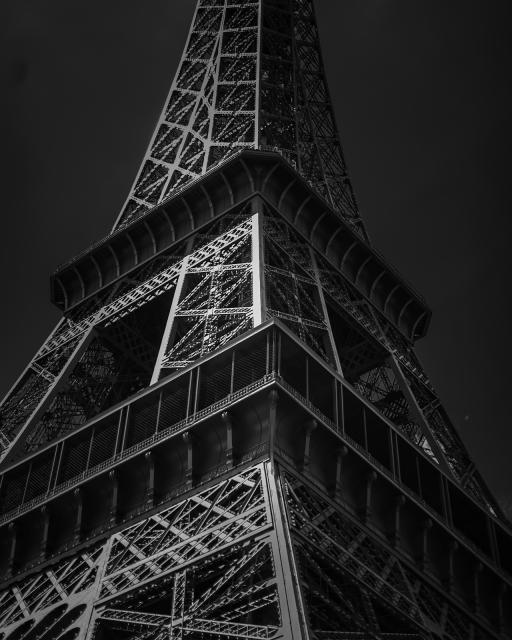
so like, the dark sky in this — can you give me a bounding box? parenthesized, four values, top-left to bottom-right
(0, 1, 510, 512)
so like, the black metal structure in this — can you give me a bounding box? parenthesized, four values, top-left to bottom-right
(0, 2, 511, 639)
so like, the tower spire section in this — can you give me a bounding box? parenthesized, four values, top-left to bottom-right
(114, 0, 364, 239)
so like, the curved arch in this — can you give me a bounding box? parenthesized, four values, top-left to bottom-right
(143, 220, 157, 254)
(106, 244, 121, 278)
(239, 158, 255, 192)
(125, 232, 139, 265)
(368, 270, 386, 300)
(89, 255, 104, 289)
(309, 211, 329, 242)
(397, 297, 414, 330)
(220, 170, 234, 205)
(261, 161, 281, 194)
(5, 619, 35, 640)
(181, 196, 195, 230)
(324, 226, 344, 256)
(354, 256, 373, 288)
(277, 178, 296, 210)
(383, 284, 401, 316)
(411, 310, 429, 340)
(54, 276, 69, 309)
(72, 266, 85, 300)
(339, 240, 359, 273)
(200, 184, 215, 219)
(162, 209, 176, 242)
(293, 195, 313, 225)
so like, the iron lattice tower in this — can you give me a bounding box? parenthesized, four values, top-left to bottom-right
(0, 2, 511, 639)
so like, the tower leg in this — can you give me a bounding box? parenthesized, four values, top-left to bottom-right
(266, 462, 310, 640)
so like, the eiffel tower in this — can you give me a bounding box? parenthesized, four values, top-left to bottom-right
(0, 1, 510, 639)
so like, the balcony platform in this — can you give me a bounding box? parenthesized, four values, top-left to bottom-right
(51, 150, 430, 342)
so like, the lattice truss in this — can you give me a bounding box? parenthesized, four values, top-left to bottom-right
(352, 363, 436, 462)
(0, 206, 256, 461)
(153, 202, 338, 378)
(115, 0, 363, 237)
(0, 463, 497, 640)
(262, 206, 498, 513)
(157, 214, 255, 372)
(264, 221, 334, 365)
(0, 199, 497, 515)
(0, 464, 286, 640)
(0, 542, 104, 632)
(281, 470, 496, 640)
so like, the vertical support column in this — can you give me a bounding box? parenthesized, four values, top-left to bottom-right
(333, 445, 348, 500)
(446, 540, 458, 595)
(73, 488, 83, 545)
(418, 517, 432, 572)
(361, 470, 377, 524)
(6, 523, 16, 578)
(390, 495, 406, 548)
(39, 506, 50, 562)
(183, 432, 193, 489)
(269, 389, 279, 461)
(265, 462, 310, 640)
(170, 569, 187, 639)
(310, 249, 343, 375)
(472, 562, 483, 615)
(251, 199, 266, 327)
(145, 451, 155, 508)
(108, 470, 118, 527)
(222, 412, 233, 469)
(302, 419, 317, 473)
(151, 253, 191, 384)
(255, 0, 262, 148)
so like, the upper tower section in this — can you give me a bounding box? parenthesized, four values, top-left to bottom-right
(114, 0, 365, 238)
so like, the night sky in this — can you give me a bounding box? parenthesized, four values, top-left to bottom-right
(0, 1, 510, 512)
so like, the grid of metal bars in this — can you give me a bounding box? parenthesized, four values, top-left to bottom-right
(114, 0, 364, 237)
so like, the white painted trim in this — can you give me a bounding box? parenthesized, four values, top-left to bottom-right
(251, 210, 266, 326)
(150, 254, 190, 385)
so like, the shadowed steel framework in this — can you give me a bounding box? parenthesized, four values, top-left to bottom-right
(0, 1, 511, 639)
